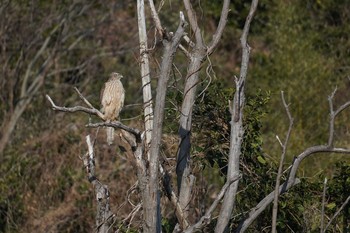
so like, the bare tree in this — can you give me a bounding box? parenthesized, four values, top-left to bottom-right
(45, 1, 350, 232)
(46, 87, 141, 232)
(85, 135, 113, 233)
(139, 4, 187, 232)
(177, 1, 231, 221)
(0, 1, 113, 155)
(235, 88, 350, 233)
(271, 91, 294, 233)
(215, 1, 259, 232)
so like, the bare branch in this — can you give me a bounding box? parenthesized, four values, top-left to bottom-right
(87, 122, 141, 143)
(334, 99, 350, 117)
(21, 19, 65, 98)
(235, 179, 301, 233)
(46, 92, 142, 141)
(183, 35, 195, 48)
(46, 94, 105, 119)
(320, 177, 327, 233)
(275, 135, 283, 147)
(207, 0, 231, 55)
(184, 175, 241, 233)
(215, 1, 259, 232)
(327, 88, 337, 146)
(183, 0, 202, 45)
(176, 2, 234, 216)
(237, 145, 350, 233)
(238, 142, 350, 232)
(326, 89, 350, 148)
(74, 87, 95, 109)
(328, 88, 350, 146)
(148, 0, 164, 37)
(126, 204, 142, 231)
(84, 135, 96, 182)
(272, 91, 294, 233)
(84, 135, 113, 232)
(161, 168, 190, 230)
(179, 44, 192, 58)
(323, 195, 350, 233)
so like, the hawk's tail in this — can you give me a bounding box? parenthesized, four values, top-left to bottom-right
(107, 127, 114, 145)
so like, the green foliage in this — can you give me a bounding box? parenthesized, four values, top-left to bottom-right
(161, 217, 177, 233)
(327, 162, 350, 232)
(249, 0, 350, 175)
(241, 90, 270, 170)
(193, 81, 270, 175)
(192, 80, 349, 232)
(193, 82, 234, 172)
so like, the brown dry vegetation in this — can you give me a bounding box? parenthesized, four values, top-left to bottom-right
(1, 0, 350, 232)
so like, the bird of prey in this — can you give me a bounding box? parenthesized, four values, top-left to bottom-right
(100, 72, 125, 145)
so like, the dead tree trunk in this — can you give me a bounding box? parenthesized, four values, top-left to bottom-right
(137, 0, 153, 153)
(215, 1, 259, 232)
(85, 135, 112, 233)
(177, 0, 231, 223)
(141, 6, 187, 232)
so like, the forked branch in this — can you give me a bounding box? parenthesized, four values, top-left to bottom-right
(183, 175, 242, 233)
(46, 89, 141, 140)
(236, 90, 350, 233)
(84, 135, 114, 232)
(215, 1, 259, 232)
(323, 195, 350, 233)
(271, 91, 294, 233)
(148, 0, 165, 37)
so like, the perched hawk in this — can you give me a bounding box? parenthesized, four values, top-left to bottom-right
(100, 72, 125, 145)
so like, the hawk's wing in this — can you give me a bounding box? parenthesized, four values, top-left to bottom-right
(100, 82, 113, 107)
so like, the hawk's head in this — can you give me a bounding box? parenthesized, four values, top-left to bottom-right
(110, 72, 123, 80)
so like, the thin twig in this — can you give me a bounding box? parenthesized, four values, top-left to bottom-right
(148, 0, 164, 37)
(127, 204, 142, 231)
(46, 94, 105, 119)
(183, 0, 202, 44)
(272, 91, 294, 233)
(327, 88, 350, 147)
(323, 195, 350, 232)
(320, 177, 327, 233)
(179, 44, 191, 58)
(327, 87, 337, 146)
(87, 122, 141, 142)
(160, 163, 190, 230)
(74, 87, 95, 109)
(46, 94, 142, 140)
(236, 88, 350, 233)
(183, 175, 241, 233)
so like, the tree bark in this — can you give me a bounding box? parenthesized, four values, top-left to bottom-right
(144, 12, 187, 233)
(85, 135, 112, 233)
(176, 0, 231, 223)
(271, 92, 294, 233)
(215, 1, 259, 232)
(137, 0, 153, 153)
